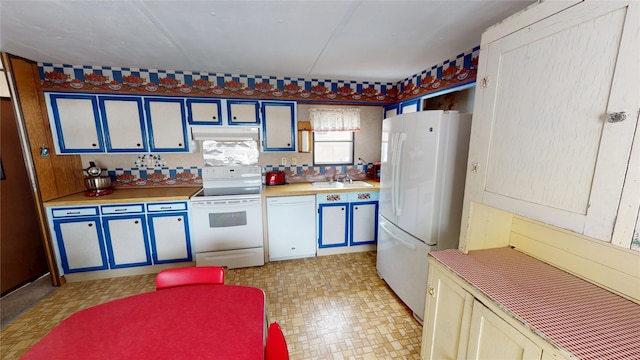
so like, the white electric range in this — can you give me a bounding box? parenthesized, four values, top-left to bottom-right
(190, 166, 264, 268)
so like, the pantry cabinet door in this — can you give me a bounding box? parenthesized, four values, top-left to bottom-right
(465, 1, 639, 243)
(466, 299, 542, 360)
(422, 265, 474, 360)
(99, 96, 147, 152)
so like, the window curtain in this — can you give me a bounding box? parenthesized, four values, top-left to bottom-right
(309, 108, 360, 131)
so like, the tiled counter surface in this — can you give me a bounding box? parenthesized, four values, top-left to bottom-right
(431, 248, 640, 360)
(262, 180, 380, 197)
(42, 187, 201, 206)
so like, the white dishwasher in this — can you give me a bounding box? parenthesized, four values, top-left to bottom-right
(266, 195, 316, 261)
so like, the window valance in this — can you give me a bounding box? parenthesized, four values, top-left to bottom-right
(309, 108, 360, 131)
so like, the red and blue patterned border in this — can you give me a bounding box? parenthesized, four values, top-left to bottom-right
(38, 47, 478, 105)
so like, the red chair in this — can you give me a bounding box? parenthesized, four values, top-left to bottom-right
(155, 266, 224, 290)
(265, 322, 289, 360)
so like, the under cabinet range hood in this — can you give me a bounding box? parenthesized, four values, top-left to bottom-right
(191, 126, 260, 141)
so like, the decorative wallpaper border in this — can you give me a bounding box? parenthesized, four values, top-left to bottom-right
(38, 47, 478, 106)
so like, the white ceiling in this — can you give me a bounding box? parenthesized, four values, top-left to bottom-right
(0, 0, 535, 83)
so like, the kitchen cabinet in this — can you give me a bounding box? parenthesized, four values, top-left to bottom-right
(461, 1, 640, 247)
(46, 92, 189, 154)
(317, 191, 378, 253)
(144, 98, 189, 152)
(186, 98, 222, 125)
(266, 195, 316, 261)
(422, 263, 474, 360)
(46, 93, 104, 153)
(101, 204, 151, 269)
(99, 96, 147, 152)
(50, 206, 108, 273)
(261, 101, 296, 151)
(399, 99, 419, 114)
(227, 100, 260, 125)
(422, 259, 553, 360)
(47, 201, 192, 274)
(146, 202, 192, 264)
(348, 192, 378, 245)
(466, 299, 542, 360)
(383, 104, 398, 119)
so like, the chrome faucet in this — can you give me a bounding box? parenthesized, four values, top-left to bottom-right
(335, 174, 352, 184)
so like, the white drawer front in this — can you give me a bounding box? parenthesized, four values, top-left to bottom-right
(51, 207, 99, 218)
(147, 202, 187, 212)
(101, 204, 144, 215)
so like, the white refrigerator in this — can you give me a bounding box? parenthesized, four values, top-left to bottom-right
(376, 110, 471, 321)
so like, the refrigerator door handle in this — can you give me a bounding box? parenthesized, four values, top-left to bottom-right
(380, 222, 417, 250)
(390, 132, 398, 216)
(395, 133, 406, 216)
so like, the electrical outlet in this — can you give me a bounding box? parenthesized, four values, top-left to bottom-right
(291, 157, 297, 166)
(281, 157, 287, 166)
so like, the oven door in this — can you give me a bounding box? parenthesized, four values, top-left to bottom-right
(190, 196, 263, 252)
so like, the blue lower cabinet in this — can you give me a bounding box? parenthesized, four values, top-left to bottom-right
(53, 216, 109, 273)
(316, 192, 379, 251)
(317, 202, 349, 248)
(103, 215, 152, 268)
(349, 201, 378, 245)
(147, 211, 192, 264)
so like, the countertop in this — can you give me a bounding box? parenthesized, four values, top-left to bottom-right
(42, 187, 201, 207)
(262, 180, 380, 197)
(42, 181, 379, 207)
(431, 248, 640, 360)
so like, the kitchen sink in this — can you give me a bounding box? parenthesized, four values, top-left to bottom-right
(311, 181, 373, 189)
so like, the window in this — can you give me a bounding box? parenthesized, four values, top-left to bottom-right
(313, 131, 354, 165)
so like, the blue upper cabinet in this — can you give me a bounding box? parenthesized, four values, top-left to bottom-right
(186, 98, 222, 125)
(261, 101, 296, 152)
(227, 100, 260, 125)
(47, 93, 105, 153)
(399, 98, 420, 114)
(144, 98, 189, 152)
(383, 104, 398, 119)
(99, 96, 148, 153)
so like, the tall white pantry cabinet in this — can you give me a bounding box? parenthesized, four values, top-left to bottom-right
(422, 1, 639, 360)
(460, 0, 640, 251)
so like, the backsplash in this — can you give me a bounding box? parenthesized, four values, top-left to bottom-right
(103, 164, 371, 189)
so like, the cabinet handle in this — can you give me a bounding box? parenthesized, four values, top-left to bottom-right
(354, 206, 359, 210)
(341, 208, 345, 211)
(178, 143, 183, 147)
(114, 208, 126, 212)
(287, 143, 290, 147)
(233, 116, 237, 120)
(92, 143, 97, 147)
(88, 223, 93, 227)
(607, 112, 627, 123)
(66, 211, 81, 215)
(134, 220, 139, 224)
(177, 217, 182, 222)
(428, 286, 434, 296)
(160, 206, 171, 210)
(212, 116, 217, 120)
(137, 143, 141, 147)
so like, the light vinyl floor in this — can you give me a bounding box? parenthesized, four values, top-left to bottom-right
(1, 252, 422, 359)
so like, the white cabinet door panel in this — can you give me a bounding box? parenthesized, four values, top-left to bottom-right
(103, 216, 150, 267)
(145, 99, 187, 151)
(148, 213, 190, 263)
(100, 97, 146, 152)
(467, 300, 542, 360)
(467, 1, 639, 242)
(50, 95, 103, 152)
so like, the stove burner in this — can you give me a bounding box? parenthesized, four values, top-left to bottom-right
(85, 189, 113, 197)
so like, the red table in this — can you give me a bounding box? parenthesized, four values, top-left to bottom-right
(22, 285, 266, 360)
